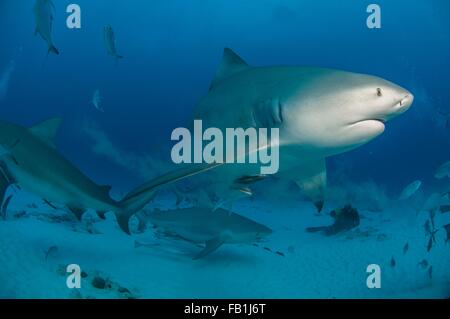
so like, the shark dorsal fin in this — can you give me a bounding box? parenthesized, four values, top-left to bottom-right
(30, 118, 62, 147)
(209, 48, 249, 90)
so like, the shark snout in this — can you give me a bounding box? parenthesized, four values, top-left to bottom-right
(398, 93, 414, 110)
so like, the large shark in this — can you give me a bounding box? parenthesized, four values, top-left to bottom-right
(33, 0, 59, 55)
(0, 118, 220, 234)
(139, 207, 272, 259)
(191, 48, 414, 210)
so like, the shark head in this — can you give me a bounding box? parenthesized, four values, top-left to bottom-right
(278, 69, 413, 156)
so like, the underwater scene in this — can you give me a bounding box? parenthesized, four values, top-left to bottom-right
(0, 0, 449, 299)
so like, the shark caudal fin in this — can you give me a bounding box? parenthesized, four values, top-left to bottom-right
(114, 163, 222, 234)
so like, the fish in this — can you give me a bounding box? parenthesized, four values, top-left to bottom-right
(390, 256, 396, 267)
(142, 207, 272, 259)
(424, 214, 438, 252)
(191, 48, 413, 211)
(443, 224, 450, 244)
(428, 266, 433, 280)
(398, 180, 422, 200)
(439, 205, 450, 214)
(0, 117, 222, 233)
(417, 259, 429, 269)
(44, 245, 58, 260)
(426, 237, 434, 252)
(91, 89, 104, 112)
(33, 0, 59, 55)
(403, 242, 409, 254)
(434, 161, 450, 179)
(103, 25, 123, 60)
(134, 240, 160, 249)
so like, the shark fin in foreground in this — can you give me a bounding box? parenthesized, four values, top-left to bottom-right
(115, 163, 223, 234)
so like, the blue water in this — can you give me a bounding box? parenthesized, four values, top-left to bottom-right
(0, 0, 450, 298)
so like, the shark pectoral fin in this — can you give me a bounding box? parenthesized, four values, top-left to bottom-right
(193, 237, 226, 260)
(67, 205, 86, 220)
(292, 159, 327, 212)
(29, 117, 62, 148)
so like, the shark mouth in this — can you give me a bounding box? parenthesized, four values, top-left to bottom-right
(357, 94, 414, 126)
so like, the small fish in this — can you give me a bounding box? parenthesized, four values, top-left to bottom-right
(275, 251, 285, 257)
(398, 180, 422, 200)
(434, 160, 450, 179)
(134, 240, 160, 249)
(263, 247, 272, 252)
(443, 224, 450, 244)
(390, 256, 396, 267)
(440, 205, 450, 214)
(427, 236, 434, 252)
(91, 89, 104, 112)
(235, 175, 266, 185)
(44, 245, 58, 260)
(418, 259, 429, 269)
(428, 266, 433, 280)
(403, 242, 409, 254)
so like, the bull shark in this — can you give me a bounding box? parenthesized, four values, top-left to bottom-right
(104, 25, 123, 60)
(33, 0, 59, 55)
(139, 207, 272, 259)
(0, 118, 220, 233)
(91, 89, 104, 112)
(192, 48, 414, 210)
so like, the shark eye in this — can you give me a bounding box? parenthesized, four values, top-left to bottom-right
(376, 88, 383, 97)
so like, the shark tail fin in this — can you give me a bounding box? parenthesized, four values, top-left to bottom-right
(48, 45, 59, 55)
(115, 163, 222, 235)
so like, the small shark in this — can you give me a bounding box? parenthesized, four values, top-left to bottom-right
(91, 89, 104, 112)
(142, 207, 272, 259)
(191, 48, 414, 211)
(33, 0, 59, 55)
(0, 118, 221, 233)
(104, 25, 123, 60)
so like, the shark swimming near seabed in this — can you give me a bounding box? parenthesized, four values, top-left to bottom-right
(191, 48, 414, 211)
(33, 0, 59, 55)
(0, 118, 221, 234)
(137, 207, 272, 259)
